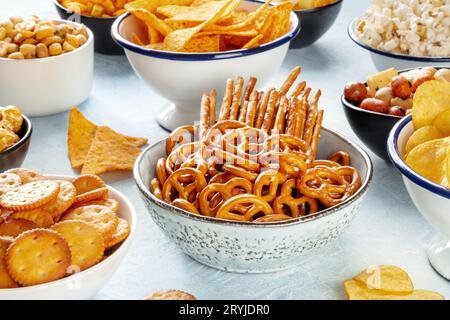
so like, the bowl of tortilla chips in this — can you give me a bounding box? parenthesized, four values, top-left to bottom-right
(111, 0, 300, 131)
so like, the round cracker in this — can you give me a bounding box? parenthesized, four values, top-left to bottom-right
(72, 175, 108, 203)
(0, 173, 22, 196)
(9, 209, 54, 228)
(74, 187, 109, 204)
(0, 180, 60, 211)
(0, 218, 38, 238)
(51, 220, 105, 271)
(72, 198, 119, 213)
(5, 168, 44, 184)
(106, 218, 130, 249)
(62, 205, 118, 241)
(6, 229, 71, 286)
(0, 248, 17, 288)
(43, 180, 76, 222)
(144, 290, 197, 300)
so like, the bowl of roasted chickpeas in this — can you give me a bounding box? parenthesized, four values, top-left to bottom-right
(0, 16, 94, 117)
(53, 0, 128, 54)
(341, 66, 450, 161)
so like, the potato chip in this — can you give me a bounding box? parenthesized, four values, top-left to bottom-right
(412, 80, 450, 130)
(353, 265, 413, 294)
(432, 108, 450, 136)
(405, 137, 450, 185)
(404, 125, 444, 156)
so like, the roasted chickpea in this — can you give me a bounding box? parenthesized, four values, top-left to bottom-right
(374, 87, 393, 106)
(390, 76, 411, 99)
(41, 35, 63, 46)
(35, 26, 55, 40)
(0, 41, 7, 57)
(0, 27, 6, 41)
(344, 82, 367, 105)
(7, 52, 24, 59)
(65, 33, 79, 48)
(9, 16, 23, 26)
(76, 34, 87, 46)
(19, 43, 36, 59)
(411, 75, 435, 92)
(62, 41, 76, 52)
(390, 97, 413, 110)
(48, 42, 62, 56)
(36, 43, 49, 58)
(434, 69, 450, 83)
(388, 106, 405, 117)
(6, 42, 18, 54)
(360, 98, 389, 114)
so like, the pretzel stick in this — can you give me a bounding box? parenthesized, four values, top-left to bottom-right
(243, 77, 257, 101)
(301, 87, 311, 100)
(219, 79, 234, 120)
(245, 91, 259, 126)
(273, 95, 288, 134)
(290, 80, 306, 98)
(261, 90, 279, 133)
(238, 100, 249, 123)
(209, 89, 216, 127)
(229, 77, 244, 120)
(294, 98, 307, 138)
(308, 110, 324, 164)
(303, 89, 321, 144)
(254, 89, 272, 129)
(285, 98, 298, 136)
(280, 67, 301, 96)
(199, 93, 210, 141)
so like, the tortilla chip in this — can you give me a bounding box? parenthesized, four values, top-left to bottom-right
(81, 126, 142, 175)
(160, 1, 228, 22)
(128, 8, 172, 36)
(183, 35, 220, 52)
(242, 34, 263, 48)
(68, 108, 97, 169)
(125, 0, 194, 13)
(264, 2, 293, 42)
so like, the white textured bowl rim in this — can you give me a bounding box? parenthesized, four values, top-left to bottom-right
(134, 127, 373, 228)
(111, 0, 301, 61)
(348, 18, 450, 62)
(0, 174, 137, 293)
(0, 19, 94, 62)
(387, 114, 450, 199)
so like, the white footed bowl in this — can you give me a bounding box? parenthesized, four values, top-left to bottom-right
(134, 128, 373, 273)
(348, 19, 450, 71)
(388, 116, 450, 280)
(0, 175, 136, 300)
(0, 21, 94, 117)
(112, 0, 300, 131)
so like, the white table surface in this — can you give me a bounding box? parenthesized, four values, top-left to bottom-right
(3, 0, 449, 300)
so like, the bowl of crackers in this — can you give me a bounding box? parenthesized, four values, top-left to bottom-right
(0, 16, 94, 117)
(111, 0, 300, 131)
(135, 67, 373, 273)
(0, 106, 32, 172)
(0, 170, 135, 299)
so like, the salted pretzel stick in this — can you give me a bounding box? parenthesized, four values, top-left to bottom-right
(293, 98, 307, 138)
(280, 67, 301, 96)
(285, 97, 297, 136)
(209, 89, 216, 127)
(238, 100, 249, 123)
(308, 110, 324, 164)
(219, 79, 234, 120)
(303, 90, 321, 144)
(261, 90, 279, 133)
(290, 80, 306, 98)
(301, 87, 311, 100)
(229, 77, 244, 120)
(243, 77, 257, 101)
(199, 93, 210, 141)
(245, 91, 259, 126)
(254, 89, 272, 129)
(273, 95, 288, 134)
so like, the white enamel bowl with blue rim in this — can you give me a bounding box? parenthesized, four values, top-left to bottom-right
(348, 18, 450, 71)
(0, 175, 136, 300)
(134, 128, 373, 273)
(388, 115, 450, 280)
(111, 0, 300, 131)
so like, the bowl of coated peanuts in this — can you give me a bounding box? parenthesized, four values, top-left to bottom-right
(0, 16, 94, 117)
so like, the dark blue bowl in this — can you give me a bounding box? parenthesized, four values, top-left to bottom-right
(0, 114, 32, 172)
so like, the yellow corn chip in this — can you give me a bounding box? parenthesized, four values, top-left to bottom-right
(160, 1, 228, 22)
(129, 8, 172, 36)
(81, 126, 143, 175)
(146, 42, 166, 50)
(196, 29, 257, 37)
(264, 2, 293, 42)
(125, 0, 194, 13)
(132, 32, 146, 45)
(242, 34, 263, 49)
(68, 108, 97, 169)
(183, 35, 220, 52)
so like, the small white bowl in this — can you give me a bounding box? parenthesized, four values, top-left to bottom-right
(388, 115, 450, 280)
(111, 0, 300, 131)
(134, 128, 373, 273)
(0, 175, 136, 300)
(0, 20, 94, 117)
(348, 19, 450, 71)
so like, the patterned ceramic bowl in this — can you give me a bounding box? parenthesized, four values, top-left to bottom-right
(134, 128, 373, 273)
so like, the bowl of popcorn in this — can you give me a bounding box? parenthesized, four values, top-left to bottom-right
(53, 0, 131, 54)
(0, 171, 135, 299)
(348, 0, 450, 71)
(0, 106, 32, 171)
(0, 16, 94, 117)
(112, 0, 300, 131)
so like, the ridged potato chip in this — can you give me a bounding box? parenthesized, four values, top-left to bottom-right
(353, 265, 413, 294)
(404, 125, 444, 157)
(432, 108, 450, 136)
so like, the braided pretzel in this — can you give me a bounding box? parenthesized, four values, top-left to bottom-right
(150, 178, 162, 200)
(216, 194, 273, 222)
(260, 151, 308, 178)
(204, 120, 246, 149)
(328, 151, 351, 166)
(254, 214, 292, 222)
(172, 199, 200, 214)
(253, 169, 286, 202)
(166, 142, 199, 175)
(198, 178, 252, 216)
(166, 125, 196, 155)
(162, 168, 207, 203)
(220, 127, 267, 161)
(213, 148, 260, 172)
(263, 134, 310, 155)
(273, 179, 318, 218)
(222, 164, 258, 182)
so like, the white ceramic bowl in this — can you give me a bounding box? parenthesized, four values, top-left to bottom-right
(134, 128, 373, 273)
(348, 19, 450, 71)
(111, 0, 300, 131)
(0, 20, 94, 117)
(388, 115, 450, 280)
(0, 175, 136, 300)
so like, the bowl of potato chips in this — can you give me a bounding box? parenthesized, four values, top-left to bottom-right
(388, 80, 450, 280)
(111, 0, 300, 131)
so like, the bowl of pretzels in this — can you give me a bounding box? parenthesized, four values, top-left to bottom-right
(134, 67, 373, 273)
